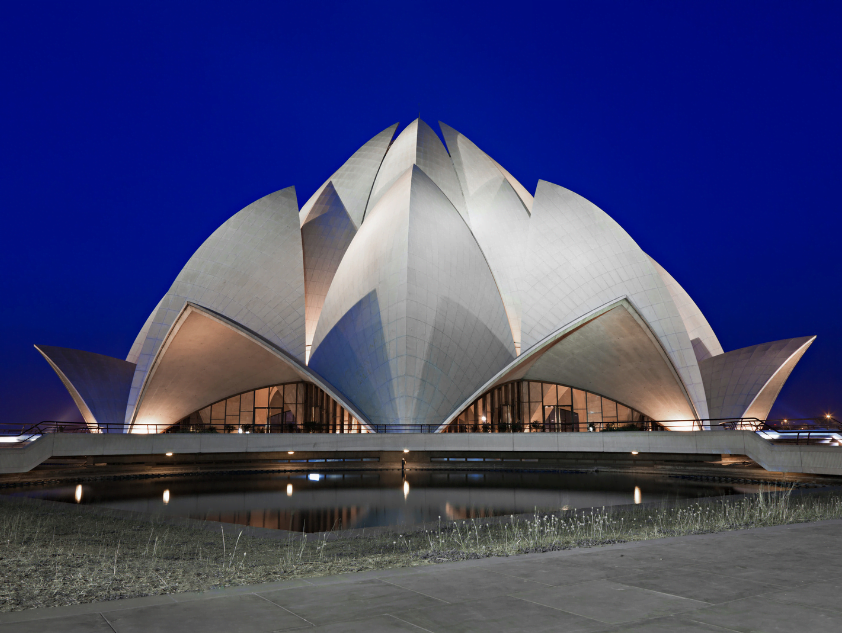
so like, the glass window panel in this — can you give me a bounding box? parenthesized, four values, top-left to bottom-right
(529, 400, 542, 429)
(225, 414, 240, 430)
(240, 390, 254, 411)
(542, 383, 556, 405)
(254, 388, 269, 408)
(617, 404, 632, 423)
(586, 392, 603, 424)
(528, 382, 542, 402)
(283, 385, 296, 411)
(557, 386, 572, 408)
(253, 408, 268, 426)
(573, 388, 588, 431)
(211, 401, 225, 420)
(226, 394, 240, 414)
(240, 411, 253, 427)
(199, 406, 212, 426)
(602, 398, 617, 422)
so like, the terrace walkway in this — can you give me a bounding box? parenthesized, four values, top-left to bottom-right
(2, 519, 841, 632)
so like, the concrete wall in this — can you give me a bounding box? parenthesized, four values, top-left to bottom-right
(3, 432, 842, 476)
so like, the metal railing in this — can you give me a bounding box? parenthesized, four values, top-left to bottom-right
(718, 417, 842, 445)
(0, 417, 838, 442)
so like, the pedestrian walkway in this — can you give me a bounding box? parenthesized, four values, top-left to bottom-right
(2, 520, 841, 632)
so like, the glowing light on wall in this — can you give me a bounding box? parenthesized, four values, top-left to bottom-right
(163, 489, 170, 504)
(308, 473, 323, 481)
(75, 485, 82, 503)
(286, 483, 293, 496)
(403, 480, 410, 499)
(634, 486, 642, 504)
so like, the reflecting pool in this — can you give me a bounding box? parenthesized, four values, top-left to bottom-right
(16, 470, 772, 533)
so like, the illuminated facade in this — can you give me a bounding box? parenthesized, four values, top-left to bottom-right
(36, 120, 815, 433)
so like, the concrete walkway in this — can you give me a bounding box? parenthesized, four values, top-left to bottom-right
(2, 520, 841, 632)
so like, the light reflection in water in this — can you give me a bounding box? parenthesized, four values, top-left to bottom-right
(18, 471, 767, 533)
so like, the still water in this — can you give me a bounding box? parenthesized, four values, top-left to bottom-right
(16, 471, 767, 533)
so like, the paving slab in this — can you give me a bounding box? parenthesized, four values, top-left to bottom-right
(260, 579, 445, 626)
(0, 613, 115, 633)
(381, 566, 548, 603)
(393, 595, 604, 633)
(306, 614, 430, 632)
(609, 568, 776, 604)
(103, 593, 311, 633)
(761, 580, 842, 614)
(510, 579, 710, 624)
(687, 596, 842, 632)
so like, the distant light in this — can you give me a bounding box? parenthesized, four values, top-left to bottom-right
(827, 414, 832, 419)
(634, 486, 642, 504)
(165, 452, 173, 457)
(286, 483, 293, 496)
(288, 451, 294, 454)
(403, 480, 410, 499)
(163, 489, 170, 505)
(238, 428, 243, 434)
(308, 473, 323, 481)
(403, 449, 409, 453)
(481, 416, 487, 421)
(631, 451, 638, 455)
(74, 485, 82, 503)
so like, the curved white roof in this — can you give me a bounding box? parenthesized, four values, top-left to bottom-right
(124, 186, 305, 429)
(130, 303, 369, 432)
(63, 119, 812, 433)
(299, 123, 398, 228)
(310, 166, 515, 426)
(649, 256, 723, 362)
(700, 335, 816, 421)
(301, 181, 358, 363)
(520, 180, 709, 420)
(440, 123, 530, 354)
(365, 120, 468, 224)
(36, 345, 135, 429)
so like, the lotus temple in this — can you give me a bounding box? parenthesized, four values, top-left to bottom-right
(35, 120, 815, 436)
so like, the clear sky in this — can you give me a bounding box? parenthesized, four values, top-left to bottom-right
(1, 1, 839, 425)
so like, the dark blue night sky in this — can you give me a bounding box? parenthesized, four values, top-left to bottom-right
(1, 1, 839, 425)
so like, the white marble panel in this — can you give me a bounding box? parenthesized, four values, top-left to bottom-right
(311, 166, 514, 428)
(299, 123, 398, 228)
(520, 180, 709, 421)
(699, 335, 816, 421)
(125, 187, 305, 429)
(366, 119, 468, 223)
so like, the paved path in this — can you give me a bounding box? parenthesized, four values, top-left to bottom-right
(2, 520, 841, 632)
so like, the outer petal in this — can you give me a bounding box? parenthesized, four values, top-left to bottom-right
(131, 303, 368, 431)
(440, 299, 699, 430)
(35, 345, 135, 430)
(125, 186, 305, 429)
(310, 166, 515, 427)
(520, 180, 709, 421)
(699, 336, 816, 421)
(649, 256, 723, 362)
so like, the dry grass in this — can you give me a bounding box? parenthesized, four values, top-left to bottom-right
(1, 487, 841, 612)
